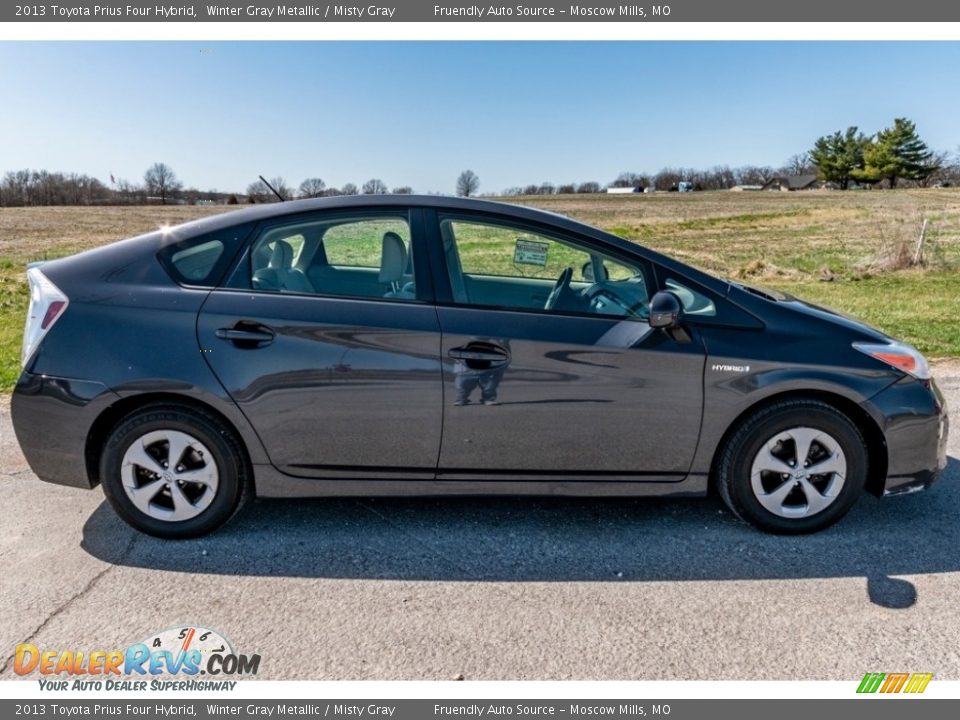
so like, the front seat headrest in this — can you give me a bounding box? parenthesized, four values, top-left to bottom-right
(379, 232, 407, 284)
(268, 239, 295, 269)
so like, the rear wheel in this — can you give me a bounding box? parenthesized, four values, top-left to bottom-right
(716, 399, 867, 534)
(100, 405, 249, 538)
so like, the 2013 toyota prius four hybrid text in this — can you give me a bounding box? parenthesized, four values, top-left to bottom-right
(11, 196, 949, 537)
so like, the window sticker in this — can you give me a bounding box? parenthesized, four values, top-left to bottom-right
(514, 238, 549, 266)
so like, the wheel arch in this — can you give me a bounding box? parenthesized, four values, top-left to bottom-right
(708, 389, 888, 498)
(85, 392, 257, 495)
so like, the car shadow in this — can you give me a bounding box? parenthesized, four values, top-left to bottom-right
(82, 457, 959, 609)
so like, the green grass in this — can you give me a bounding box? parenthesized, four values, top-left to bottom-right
(0, 270, 27, 390)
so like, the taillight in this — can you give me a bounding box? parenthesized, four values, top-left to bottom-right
(22, 266, 69, 368)
(853, 340, 931, 380)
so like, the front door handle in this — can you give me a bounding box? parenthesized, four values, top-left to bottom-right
(448, 345, 510, 365)
(215, 323, 275, 347)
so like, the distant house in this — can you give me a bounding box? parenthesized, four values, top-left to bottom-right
(762, 174, 820, 191)
(606, 186, 642, 194)
(730, 185, 763, 192)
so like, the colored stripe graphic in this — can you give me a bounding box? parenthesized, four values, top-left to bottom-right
(857, 672, 932, 694)
(904, 673, 933, 693)
(881, 672, 910, 693)
(857, 673, 885, 693)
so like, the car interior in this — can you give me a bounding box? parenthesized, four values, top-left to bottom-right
(243, 214, 715, 321)
(250, 217, 416, 300)
(439, 217, 653, 319)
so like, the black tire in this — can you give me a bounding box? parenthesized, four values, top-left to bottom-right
(715, 399, 868, 535)
(99, 404, 250, 539)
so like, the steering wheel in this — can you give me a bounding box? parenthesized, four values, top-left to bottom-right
(544, 267, 573, 311)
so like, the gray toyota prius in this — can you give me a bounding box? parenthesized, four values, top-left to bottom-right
(12, 196, 949, 537)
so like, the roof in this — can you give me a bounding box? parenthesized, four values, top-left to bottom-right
(160, 194, 609, 243)
(763, 174, 819, 190)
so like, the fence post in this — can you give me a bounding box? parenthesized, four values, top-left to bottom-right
(913, 218, 929, 266)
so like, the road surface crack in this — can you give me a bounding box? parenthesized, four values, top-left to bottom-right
(0, 530, 140, 676)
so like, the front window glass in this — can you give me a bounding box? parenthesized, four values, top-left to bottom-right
(440, 216, 649, 318)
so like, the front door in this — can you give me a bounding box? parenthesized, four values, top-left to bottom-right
(432, 213, 706, 481)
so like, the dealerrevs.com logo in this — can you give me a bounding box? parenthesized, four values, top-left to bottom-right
(857, 672, 933, 694)
(14, 626, 260, 691)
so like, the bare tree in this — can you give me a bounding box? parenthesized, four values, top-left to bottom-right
(362, 178, 388, 194)
(114, 178, 143, 205)
(653, 168, 685, 191)
(298, 177, 326, 198)
(734, 165, 777, 186)
(576, 181, 601, 193)
(341, 183, 358, 196)
(0, 169, 112, 207)
(246, 177, 290, 202)
(268, 177, 291, 199)
(143, 163, 182, 205)
(782, 153, 815, 176)
(246, 180, 271, 203)
(456, 170, 480, 197)
(611, 172, 647, 189)
(917, 149, 956, 187)
(392, 186, 414, 194)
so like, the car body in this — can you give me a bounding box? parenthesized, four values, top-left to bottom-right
(11, 195, 949, 537)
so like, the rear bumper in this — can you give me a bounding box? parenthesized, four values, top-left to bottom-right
(10, 371, 119, 489)
(865, 376, 949, 496)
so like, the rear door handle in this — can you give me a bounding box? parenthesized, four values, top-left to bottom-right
(448, 345, 510, 365)
(215, 324, 275, 347)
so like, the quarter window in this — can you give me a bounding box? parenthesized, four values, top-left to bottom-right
(664, 277, 717, 317)
(157, 222, 254, 287)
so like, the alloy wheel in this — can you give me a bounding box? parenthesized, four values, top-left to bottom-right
(120, 429, 219, 522)
(749, 426, 847, 519)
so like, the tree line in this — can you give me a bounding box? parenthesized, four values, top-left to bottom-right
(2, 119, 958, 207)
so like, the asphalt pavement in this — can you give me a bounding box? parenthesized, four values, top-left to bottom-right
(1, 365, 958, 680)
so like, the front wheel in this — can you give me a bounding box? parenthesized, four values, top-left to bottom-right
(716, 399, 868, 534)
(99, 405, 249, 538)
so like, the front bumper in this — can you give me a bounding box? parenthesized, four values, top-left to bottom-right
(10, 371, 119, 489)
(864, 375, 949, 496)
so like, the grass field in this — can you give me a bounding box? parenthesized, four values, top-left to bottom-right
(1, 189, 959, 391)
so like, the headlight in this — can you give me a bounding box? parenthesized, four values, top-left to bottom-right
(853, 340, 931, 380)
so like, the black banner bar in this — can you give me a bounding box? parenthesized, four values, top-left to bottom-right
(4, 1, 960, 23)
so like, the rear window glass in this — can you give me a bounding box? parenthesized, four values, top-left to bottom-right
(158, 222, 253, 287)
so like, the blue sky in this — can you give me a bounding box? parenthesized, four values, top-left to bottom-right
(1, 41, 958, 194)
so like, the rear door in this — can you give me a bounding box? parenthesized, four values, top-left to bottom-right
(429, 211, 706, 481)
(197, 207, 443, 480)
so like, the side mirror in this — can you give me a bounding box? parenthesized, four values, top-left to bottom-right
(649, 290, 683, 329)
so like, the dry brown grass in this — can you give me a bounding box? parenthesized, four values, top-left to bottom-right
(502, 188, 960, 279)
(0, 204, 236, 263)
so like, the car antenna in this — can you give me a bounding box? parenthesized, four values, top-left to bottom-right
(259, 175, 286, 202)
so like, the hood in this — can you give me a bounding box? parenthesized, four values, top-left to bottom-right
(731, 282, 891, 343)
